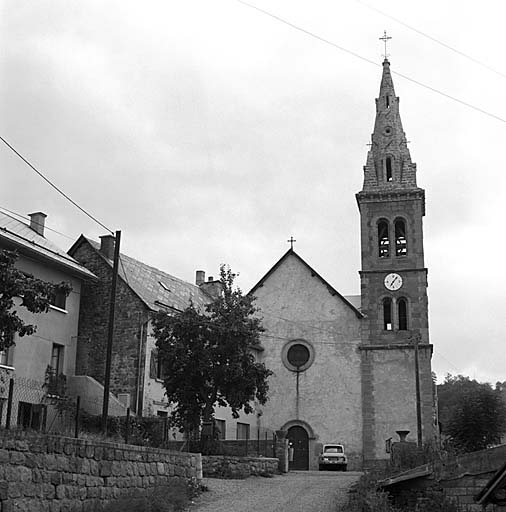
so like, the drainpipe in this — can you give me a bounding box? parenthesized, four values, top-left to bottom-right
(135, 319, 146, 415)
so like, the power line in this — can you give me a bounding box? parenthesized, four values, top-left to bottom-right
(355, 0, 506, 80)
(0, 135, 114, 234)
(0, 205, 75, 240)
(233, 0, 506, 124)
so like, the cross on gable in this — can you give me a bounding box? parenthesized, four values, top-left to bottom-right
(287, 236, 296, 250)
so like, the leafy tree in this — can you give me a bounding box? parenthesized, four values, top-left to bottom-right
(152, 265, 272, 435)
(438, 374, 506, 453)
(0, 249, 72, 350)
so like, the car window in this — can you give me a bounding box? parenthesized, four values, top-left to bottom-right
(324, 446, 343, 453)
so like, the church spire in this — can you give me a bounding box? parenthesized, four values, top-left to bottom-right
(361, 59, 418, 191)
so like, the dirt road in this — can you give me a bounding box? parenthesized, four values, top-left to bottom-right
(191, 471, 361, 512)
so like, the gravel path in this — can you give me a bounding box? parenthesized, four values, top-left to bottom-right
(190, 471, 361, 512)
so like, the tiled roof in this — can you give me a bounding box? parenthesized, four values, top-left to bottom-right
(0, 211, 96, 280)
(86, 238, 210, 312)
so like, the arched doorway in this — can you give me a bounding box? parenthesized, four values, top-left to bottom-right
(287, 425, 309, 470)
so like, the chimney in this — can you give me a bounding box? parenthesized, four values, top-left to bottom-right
(195, 270, 205, 286)
(28, 212, 47, 237)
(199, 275, 223, 300)
(99, 234, 115, 260)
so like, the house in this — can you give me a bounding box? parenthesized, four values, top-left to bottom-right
(0, 210, 96, 430)
(68, 235, 261, 438)
(248, 58, 436, 470)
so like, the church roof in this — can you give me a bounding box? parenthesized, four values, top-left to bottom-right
(0, 210, 96, 280)
(69, 235, 210, 313)
(249, 249, 363, 319)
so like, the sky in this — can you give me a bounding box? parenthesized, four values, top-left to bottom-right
(1, 0, 505, 384)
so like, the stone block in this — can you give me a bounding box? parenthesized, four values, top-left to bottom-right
(0, 481, 8, 500)
(7, 482, 23, 498)
(10, 451, 26, 465)
(0, 450, 9, 464)
(99, 461, 113, 477)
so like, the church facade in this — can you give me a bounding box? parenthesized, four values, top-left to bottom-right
(251, 59, 436, 470)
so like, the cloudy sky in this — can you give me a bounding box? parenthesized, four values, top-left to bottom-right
(2, 0, 505, 384)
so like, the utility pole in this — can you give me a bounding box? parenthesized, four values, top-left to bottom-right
(413, 333, 423, 448)
(101, 230, 121, 434)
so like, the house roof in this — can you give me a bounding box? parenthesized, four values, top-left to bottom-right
(249, 249, 364, 319)
(69, 235, 210, 312)
(0, 211, 97, 280)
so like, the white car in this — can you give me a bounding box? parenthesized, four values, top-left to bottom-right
(318, 444, 347, 471)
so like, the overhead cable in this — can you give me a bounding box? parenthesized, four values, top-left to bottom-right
(0, 135, 114, 234)
(234, 0, 506, 124)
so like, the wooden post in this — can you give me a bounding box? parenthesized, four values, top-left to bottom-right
(74, 396, 81, 438)
(125, 407, 130, 444)
(102, 230, 121, 434)
(5, 378, 14, 429)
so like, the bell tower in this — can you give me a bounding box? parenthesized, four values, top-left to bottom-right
(356, 58, 428, 344)
(356, 57, 435, 466)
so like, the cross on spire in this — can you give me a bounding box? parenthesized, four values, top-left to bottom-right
(287, 236, 296, 250)
(379, 30, 392, 60)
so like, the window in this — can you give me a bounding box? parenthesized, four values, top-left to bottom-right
(150, 349, 167, 380)
(236, 422, 250, 440)
(395, 219, 407, 256)
(17, 402, 46, 430)
(287, 344, 310, 368)
(378, 220, 390, 258)
(50, 344, 64, 375)
(0, 347, 11, 366)
(386, 157, 393, 182)
(398, 298, 408, 330)
(50, 290, 67, 310)
(386, 95, 390, 108)
(383, 298, 393, 331)
(282, 340, 315, 372)
(215, 419, 226, 440)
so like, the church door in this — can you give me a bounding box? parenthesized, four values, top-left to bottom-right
(287, 426, 309, 470)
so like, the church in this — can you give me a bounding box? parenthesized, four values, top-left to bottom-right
(250, 57, 436, 471)
(66, 55, 436, 472)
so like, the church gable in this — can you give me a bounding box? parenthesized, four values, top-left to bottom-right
(250, 249, 362, 321)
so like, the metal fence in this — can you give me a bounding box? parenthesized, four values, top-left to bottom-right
(0, 374, 169, 447)
(0, 372, 278, 457)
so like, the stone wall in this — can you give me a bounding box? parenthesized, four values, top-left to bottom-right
(202, 455, 279, 479)
(436, 445, 506, 510)
(0, 430, 201, 511)
(383, 445, 506, 511)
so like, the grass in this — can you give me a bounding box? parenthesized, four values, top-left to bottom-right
(100, 478, 206, 512)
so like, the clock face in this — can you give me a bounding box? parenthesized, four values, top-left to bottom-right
(384, 273, 403, 291)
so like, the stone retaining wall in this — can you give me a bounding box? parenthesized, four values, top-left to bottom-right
(0, 430, 202, 511)
(202, 455, 279, 479)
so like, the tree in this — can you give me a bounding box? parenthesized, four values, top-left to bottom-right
(0, 249, 72, 350)
(438, 374, 506, 453)
(152, 265, 272, 435)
